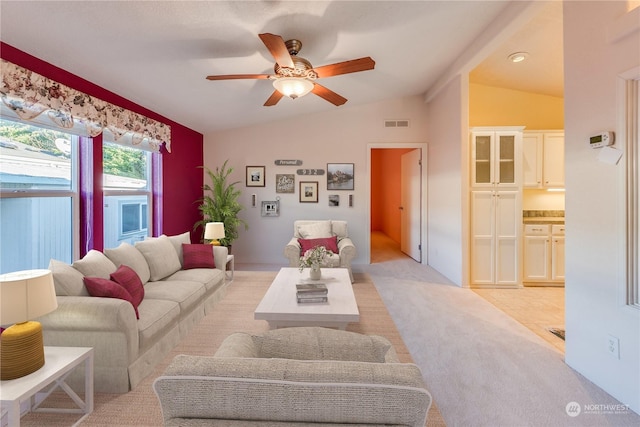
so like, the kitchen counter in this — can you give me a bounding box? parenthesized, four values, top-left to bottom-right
(522, 210, 565, 225)
(523, 217, 565, 225)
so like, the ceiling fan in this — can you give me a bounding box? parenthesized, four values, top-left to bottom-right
(206, 33, 375, 107)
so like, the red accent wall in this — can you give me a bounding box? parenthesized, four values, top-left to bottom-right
(1, 43, 204, 250)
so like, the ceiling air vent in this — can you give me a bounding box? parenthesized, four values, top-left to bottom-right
(384, 119, 410, 128)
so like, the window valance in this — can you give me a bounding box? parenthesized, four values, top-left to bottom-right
(0, 59, 171, 152)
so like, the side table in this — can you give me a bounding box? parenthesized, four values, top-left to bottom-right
(0, 346, 93, 426)
(225, 254, 235, 281)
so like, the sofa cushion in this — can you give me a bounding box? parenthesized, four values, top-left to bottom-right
(167, 232, 191, 266)
(182, 244, 215, 269)
(135, 235, 182, 281)
(104, 242, 151, 284)
(48, 259, 89, 296)
(296, 221, 331, 238)
(72, 250, 117, 279)
(252, 327, 391, 363)
(143, 280, 206, 313)
(165, 268, 224, 293)
(298, 236, 339, 255)
(136, 298, 181, 353)
(83, 276, 139, 318)
(110, 265, 145, 311)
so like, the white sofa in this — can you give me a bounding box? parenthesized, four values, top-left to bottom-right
(38, 232, 229, 393)
(284, 220, 357, 282)
(154, 327, 432, 426)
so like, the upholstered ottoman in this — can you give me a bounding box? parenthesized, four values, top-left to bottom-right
(153, 327, 432, 426)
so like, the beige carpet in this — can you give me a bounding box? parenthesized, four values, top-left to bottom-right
(19, 271, 445, 426)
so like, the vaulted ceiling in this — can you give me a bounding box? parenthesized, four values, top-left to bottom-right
(0, 1, 563, 134)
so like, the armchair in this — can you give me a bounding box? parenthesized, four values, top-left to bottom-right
(284, 220, 356, 282)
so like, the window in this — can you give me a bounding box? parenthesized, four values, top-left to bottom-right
(0, 118, 78, 273)
(103, 141, 152, 248)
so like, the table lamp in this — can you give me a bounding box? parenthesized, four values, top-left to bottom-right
(0, 269, 58, 380)
(204, 222, 225, 246)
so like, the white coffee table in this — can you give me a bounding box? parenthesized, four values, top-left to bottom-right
(255, 267, 359, 330)
(0, 346, 94, 426)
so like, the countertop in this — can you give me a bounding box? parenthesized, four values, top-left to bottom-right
(523, 217, 565, 225)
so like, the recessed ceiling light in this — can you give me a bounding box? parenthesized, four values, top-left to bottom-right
(508, 52, 529, 63)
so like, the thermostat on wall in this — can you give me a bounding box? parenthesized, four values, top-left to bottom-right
(589, 131, 614, 148)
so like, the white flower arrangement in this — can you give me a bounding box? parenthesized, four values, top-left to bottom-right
(299, 245, 332, 272)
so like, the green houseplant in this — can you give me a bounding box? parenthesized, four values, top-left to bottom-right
(195, 160, 247, 247)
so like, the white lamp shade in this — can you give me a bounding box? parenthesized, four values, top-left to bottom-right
(204, 222, 225, 240)
(272, 77, 314, 99)
(0, 269, 58, 325)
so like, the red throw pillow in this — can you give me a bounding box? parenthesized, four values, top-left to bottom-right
(182, 244, 216, 269)
(83, 276, 139, 318)
(298, 236, 339, 255)
(110, 265, 145, 311)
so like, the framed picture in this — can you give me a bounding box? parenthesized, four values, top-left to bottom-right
(329, 194, 340, 207)
(246, 166, 265, 187)
(276, 174, 295, 193)
(299, 181, 318, 203)
(327, 163, 354, 190)
(261, 200, 279, 217)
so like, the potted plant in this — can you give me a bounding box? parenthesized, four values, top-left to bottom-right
(195, 160, 248, 248)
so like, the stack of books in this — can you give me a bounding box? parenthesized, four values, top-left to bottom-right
(296, 283, 328, 303)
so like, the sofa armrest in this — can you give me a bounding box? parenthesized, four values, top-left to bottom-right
(37, 296, 139, 363)
(212, 332, 259, 358)
(153, 355, 431, 426)
(212, 245, 229, 271)
(283, 237, 301, 267)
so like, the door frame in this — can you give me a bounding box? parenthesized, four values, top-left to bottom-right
(367, 142, 428, 264)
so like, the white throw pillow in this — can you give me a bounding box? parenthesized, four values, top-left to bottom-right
(166, 231, 191, 266)
(49, 259, 89, 296)
(135, 235, 182, 281)
(104, 242, 151, 284)
(72, 250, 117, 279)
(297, 221, 332, 238)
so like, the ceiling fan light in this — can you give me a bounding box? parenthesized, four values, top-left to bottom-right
(273, 77, 314, 99)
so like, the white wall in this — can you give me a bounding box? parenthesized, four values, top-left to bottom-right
(204, 95, 429, 267)
(563, 1, 639, 413)
(425, 75, 466, 286)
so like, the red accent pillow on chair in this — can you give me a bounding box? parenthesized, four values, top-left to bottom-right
(298, 236, 339, 255)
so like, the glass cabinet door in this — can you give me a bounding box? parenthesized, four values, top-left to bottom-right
(473, 134, 492, 185)
(498, 134, 515, 184)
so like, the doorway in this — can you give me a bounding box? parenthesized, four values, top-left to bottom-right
(368, 143, 427, 264)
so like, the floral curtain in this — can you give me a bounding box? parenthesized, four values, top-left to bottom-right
(0, 59, 171, 152)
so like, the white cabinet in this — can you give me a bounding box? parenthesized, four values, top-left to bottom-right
(471, 190, 521, 286)
(522, 131, 564, 188)
(551, 225, 565, 281)
(472, 127, 523, 188)
(523, 224, 565, 284)
(470, 127, 523, 287)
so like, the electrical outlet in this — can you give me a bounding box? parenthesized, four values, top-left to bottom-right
(607, 335, 620, 359)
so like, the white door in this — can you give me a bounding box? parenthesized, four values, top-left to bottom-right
(400, 149, 422, 261)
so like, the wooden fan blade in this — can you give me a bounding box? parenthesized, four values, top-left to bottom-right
(206, 74, 271, 80)
(312, 57, 375, 78)
(264, 90, 284, 106)
(311, 83, 347, 106)
(258, 33, 294, 69)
